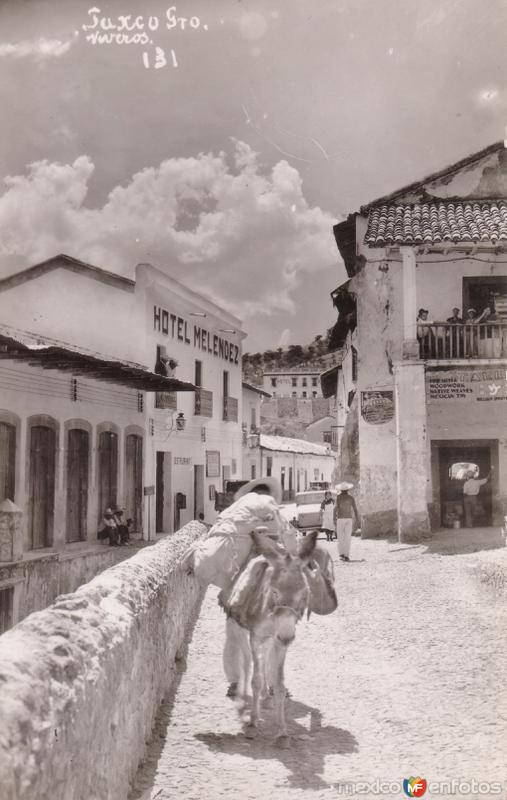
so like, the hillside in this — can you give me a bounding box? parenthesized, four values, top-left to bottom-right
(242, 329, 334, 386)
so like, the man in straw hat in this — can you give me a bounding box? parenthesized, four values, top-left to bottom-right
(184, 476, 297, 697)
(334, 482, 360, 562)
(184, 476, 336, 698)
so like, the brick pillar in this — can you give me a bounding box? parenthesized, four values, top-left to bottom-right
(394, 362, 431, 542)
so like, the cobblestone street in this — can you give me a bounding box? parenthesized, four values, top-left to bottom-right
(131, 532, 507, 800)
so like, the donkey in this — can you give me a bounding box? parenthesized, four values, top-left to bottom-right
(220, 529, 319, 739)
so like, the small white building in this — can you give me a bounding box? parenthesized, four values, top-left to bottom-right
(244, 433, 335, 501)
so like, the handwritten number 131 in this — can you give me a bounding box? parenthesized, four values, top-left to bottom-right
(143, 47, 178, 69)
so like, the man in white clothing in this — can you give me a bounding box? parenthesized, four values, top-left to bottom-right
(463, 468, 493, 528)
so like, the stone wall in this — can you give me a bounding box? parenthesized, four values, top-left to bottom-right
(0, 541, 160, 627)
(0, 521, 206, 800)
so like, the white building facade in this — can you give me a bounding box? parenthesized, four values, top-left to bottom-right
(0, 254, 245, 629)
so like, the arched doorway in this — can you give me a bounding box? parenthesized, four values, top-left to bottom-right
(66, 429, 89, 542)
(28, 425, 56, 549)
(98, 430, 118, 519)
(125, 434, 143, 532)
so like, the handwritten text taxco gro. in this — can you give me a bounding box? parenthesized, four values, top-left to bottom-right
(81, 6, 209, 68)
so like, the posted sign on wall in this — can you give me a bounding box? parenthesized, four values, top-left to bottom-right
(361, 391, 395, 425)
(426, 368, 507, 404)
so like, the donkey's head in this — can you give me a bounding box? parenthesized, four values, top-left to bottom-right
(250, 530, 318, 645)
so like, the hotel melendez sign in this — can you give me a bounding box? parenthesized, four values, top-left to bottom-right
(153, 305, 239, 365)
(361, 390, 395, 425)
(427, 368, 507, 403)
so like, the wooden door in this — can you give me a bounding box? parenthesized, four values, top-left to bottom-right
(66, 429, 89, 542)
(98, 431, 118, 519)
(0, 422, 16, 503)
(28, 425, 56, 549)
(125, 434, 143, 532)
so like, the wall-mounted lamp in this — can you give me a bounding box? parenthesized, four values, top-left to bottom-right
(219, 328, 236, 333)
(190, 312, 207, 317)
(162, 410, 186, 440)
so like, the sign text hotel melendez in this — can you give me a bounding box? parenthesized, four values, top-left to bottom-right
(153, 305, 240, 365)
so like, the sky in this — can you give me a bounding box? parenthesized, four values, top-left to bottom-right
(0, 0, 506, 352)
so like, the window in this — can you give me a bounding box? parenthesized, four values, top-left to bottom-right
(312, 377, 318, 387)
(292, 377, 297, 387)
(312, 391, 317, 398)
(271, 377, 277, 387)
(195, 360, 202, 387)
(352, 346, 358, 382)
(266, 456, 273, 477)
(250, 407, 257, 429)
(302, 391, 307, 398)
(292, 391, 297, 398)
(251, 464, 256, 479)
(302, 377, 307, 387)
(155, 345, 167, 375)
(0, 422, 16, 503)
(323, 431, 332, 445)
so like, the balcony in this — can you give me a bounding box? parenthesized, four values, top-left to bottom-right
(418, 323, 507, 360)
(223, 396, 238, 422)
(194, 388, 213, 417)
(155, 391, 177, 410)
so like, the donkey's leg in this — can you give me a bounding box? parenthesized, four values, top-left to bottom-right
(271, 641, 289, 739)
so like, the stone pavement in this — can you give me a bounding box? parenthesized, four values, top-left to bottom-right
(130, 531, 507, 800)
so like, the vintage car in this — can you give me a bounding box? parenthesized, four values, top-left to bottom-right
(292, 489, 336, 532)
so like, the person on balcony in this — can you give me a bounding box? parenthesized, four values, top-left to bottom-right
(474, 306, 502, 357)
(417, 308, 434, 357)
(463, 468, 493, 528)
(446, 307, 464, 357)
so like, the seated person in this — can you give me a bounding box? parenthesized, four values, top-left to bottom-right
(113, 508, 130, 545)
(99, 507, 120, 546)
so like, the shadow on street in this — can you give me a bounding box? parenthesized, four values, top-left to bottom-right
(196, 698, 358, 791)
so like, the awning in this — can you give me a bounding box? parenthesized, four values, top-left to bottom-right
(0, 324, 195, 393)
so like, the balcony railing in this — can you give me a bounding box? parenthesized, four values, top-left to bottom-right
(194, 388, 213, 417)
(418, 322, 507, 360)
(223, 396, 238, 422)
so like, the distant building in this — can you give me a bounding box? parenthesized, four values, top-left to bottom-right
(330, 141, 507, 541)
(263, 367, 323, 399)
(244, 433, 335, 501)
(241, 381, 270, 479)
(304, 415, 339, 451)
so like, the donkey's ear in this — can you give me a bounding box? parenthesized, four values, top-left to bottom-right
(297, 530, 318, 561)
(250, 530, 282, 560)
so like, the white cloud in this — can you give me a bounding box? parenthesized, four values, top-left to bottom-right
(278, 328, 291, 348)
(0, 142, 340, 324)
(0, 37, 75, 60)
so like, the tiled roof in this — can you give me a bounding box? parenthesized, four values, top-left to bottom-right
(365, 201, 507, 247)
(259, 434, 332, 456)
